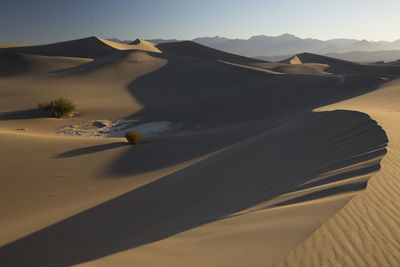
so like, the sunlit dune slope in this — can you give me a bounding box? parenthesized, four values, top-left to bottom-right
(0, 36, 160, 59)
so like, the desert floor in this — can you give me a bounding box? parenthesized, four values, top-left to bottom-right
(0, 37, 399, 266)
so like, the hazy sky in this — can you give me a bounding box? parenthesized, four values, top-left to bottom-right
(1, 0, 400, 44)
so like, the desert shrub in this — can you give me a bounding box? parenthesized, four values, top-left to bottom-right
(38, 98, 76, 118)
(125, 131, 141, 144)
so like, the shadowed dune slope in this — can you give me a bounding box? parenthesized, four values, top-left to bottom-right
(246, 52, 400, 76)
(0, 37, 117, 58)
(280, 53, 364, 75)
(276, 79, 400, 267)
(2, 47, 391, 134)
(157, 40, 266, 64)
(121, 50, 400, 132)
(288, 53, 354, 65)
(269, 63, 330, 75)
(0, 110, 388, 267)
(283, 53, 400, 76)
(0, 52, 91, 76)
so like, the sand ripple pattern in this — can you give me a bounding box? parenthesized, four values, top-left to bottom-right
(0, 110, 389, 267)
(276, 82, 400, 267)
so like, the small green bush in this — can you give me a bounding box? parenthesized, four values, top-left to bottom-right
(125, 131, 141, 144)
(38, 98, 76, 118)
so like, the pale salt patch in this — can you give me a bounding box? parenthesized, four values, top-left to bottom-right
(57, 119, 171, 138)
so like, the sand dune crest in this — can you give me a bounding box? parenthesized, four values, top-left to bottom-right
(0, 110, 388, 267)
(0, 36, 160, 59)
(157, 40, 265, 64)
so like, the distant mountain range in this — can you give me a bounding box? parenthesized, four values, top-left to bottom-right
(107, 34, 400, 62)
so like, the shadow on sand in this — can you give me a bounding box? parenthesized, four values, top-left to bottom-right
(0, 52, 33, 77)
(0, 53, 395, 266)
(0, 109, 50, 121)
(105, 53, 387, 177)
(56, 142, 127, 158)
(0, 110, 388, 267)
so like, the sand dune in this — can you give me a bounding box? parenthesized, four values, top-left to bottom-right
(0, 110, 388, 267)
(0, 52, 91, 76)
(0, 36, 119, 58)
(280, 53, 400, 76)
(280, 55, 302, 64)
(290, 52, 358, 65)
(0, 36, 160, 59)
(271, 63, 330, 75)
(1, 37, 400, 266)
(101, 37, 161, 53)
(276, 79, 400, 267)
(157, 40, 265, 64)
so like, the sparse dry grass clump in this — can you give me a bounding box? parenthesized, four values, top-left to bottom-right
(38, 97, 76, 118)
(125, 131, 141, 144)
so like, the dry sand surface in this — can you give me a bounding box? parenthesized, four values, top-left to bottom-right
(276, 78, 400, 266)
(0, 37, 399, 266)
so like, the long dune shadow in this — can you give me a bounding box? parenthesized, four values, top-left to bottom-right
(123, 52, 388, 130)
(0, 52, 33, 77)
(0, 108, 50, 120)
(106, 119, 284, 176)
(104, 53, 388, 177)
(0, 110, 388, 267)
(56, 142, 127, 158)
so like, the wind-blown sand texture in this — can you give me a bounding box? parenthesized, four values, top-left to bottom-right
(276, 78, 400, 267)
(0, 37, 399, 266)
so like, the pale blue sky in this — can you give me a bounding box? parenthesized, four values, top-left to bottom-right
(1, 0, 399, 44)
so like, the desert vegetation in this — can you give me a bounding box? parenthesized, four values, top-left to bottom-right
(125, 131, 141, 144)
(38, 97, 76, 118)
